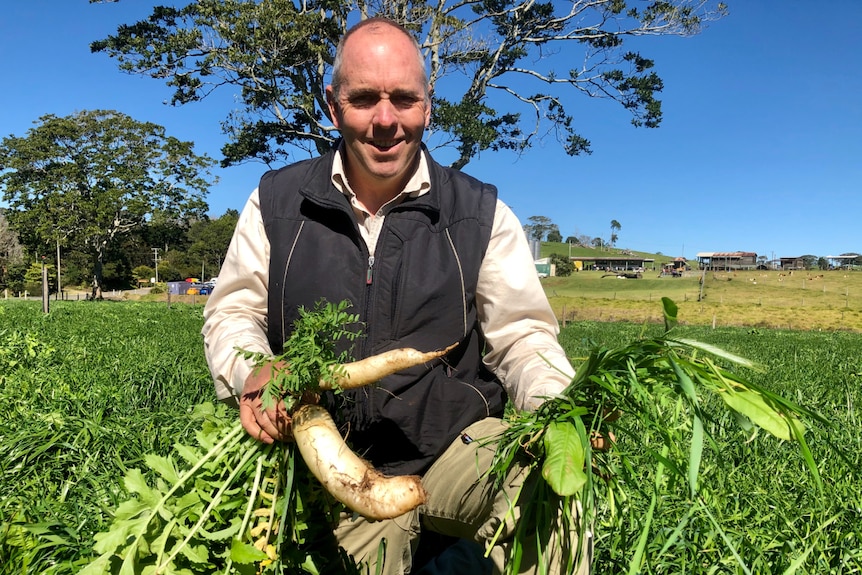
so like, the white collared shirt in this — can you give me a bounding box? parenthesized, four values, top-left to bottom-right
(202, 149, 575, 411)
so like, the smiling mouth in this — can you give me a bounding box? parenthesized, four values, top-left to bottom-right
(370, 139, 398, 151)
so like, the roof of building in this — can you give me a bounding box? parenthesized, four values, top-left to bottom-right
(696, 251, 757, 258)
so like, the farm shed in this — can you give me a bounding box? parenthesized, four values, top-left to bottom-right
(696, 252, 758, 271)
(779, 257, 806, 270)
(569, 256, 655, 271)
(167, 281, 193, 295)
(826, 255, 859, 269)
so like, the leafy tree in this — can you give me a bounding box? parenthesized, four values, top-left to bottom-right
(524, 215, 557, 241)
(610, 219, 621, 246)
(23, 261, 56, 295)
(90, 0, 727, 169)
(0, 211, 24, 287)
(546, 228, 563, 243)
(800, 255, 818, 270)
(0, 110, 216, 298)
(564, 236, 580, 245)
(132, 265, 156, 283)
(187, 209, 240, 278)
(549, 253, 574, 277)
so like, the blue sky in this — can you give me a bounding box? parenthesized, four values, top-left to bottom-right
(2, 1, 860, 260)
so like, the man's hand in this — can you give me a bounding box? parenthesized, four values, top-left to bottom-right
(239, 361, 295, 443)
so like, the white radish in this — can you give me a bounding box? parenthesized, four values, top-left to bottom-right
(291, 343, 455, 519)
(292, 404, 427, 520)
(319, 343, 457, 390)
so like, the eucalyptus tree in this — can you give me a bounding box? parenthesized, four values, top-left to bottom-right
(0, 110, 216, 297)
(90, 0, 727, 169)
(524, 215, 557, 241)
(610, 219, 621, 246)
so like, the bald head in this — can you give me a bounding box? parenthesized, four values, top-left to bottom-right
(331, 17, 428, 102)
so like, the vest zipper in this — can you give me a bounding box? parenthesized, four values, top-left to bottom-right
(366, 255, 374, 285)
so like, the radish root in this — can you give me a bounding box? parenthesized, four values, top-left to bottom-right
(292, 404, 427, 520)
(320, 343, 457, 390)
(294, 343, 455, 519)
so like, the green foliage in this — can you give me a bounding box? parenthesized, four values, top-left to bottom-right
(238, 299, 361, 412)
(3, 299, 862, 574)
(524, 215, 558, 241)
(0, 301, 214, 573)
(131, 265, 154, 282)
(22, 261, 56, 294)
(80, 404, 357, 575)
(549, 253, 574, 277)
(90, 0, 727, 169)
(488, 298, 828, 574)
(0, 110, 216, 294)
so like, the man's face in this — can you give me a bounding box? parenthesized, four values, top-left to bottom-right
(326, 26, 430, 195)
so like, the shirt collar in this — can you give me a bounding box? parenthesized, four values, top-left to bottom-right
(331, 144, 431, 210)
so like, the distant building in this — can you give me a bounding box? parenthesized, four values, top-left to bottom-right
(779, 257, 806, 270)
(826, 255, 859, 269)
(696, 252, 758, 271)
(568, 256, 655, 271)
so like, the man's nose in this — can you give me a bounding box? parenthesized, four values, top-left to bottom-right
(373, 98, 397, 127)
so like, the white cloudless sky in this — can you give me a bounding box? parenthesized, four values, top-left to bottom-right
(1, 1, 860, 260)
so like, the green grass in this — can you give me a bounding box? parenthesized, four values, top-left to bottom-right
(1, 300, 861, 573)
(544, 269, 862, 332)
(0, 300, 216, 573)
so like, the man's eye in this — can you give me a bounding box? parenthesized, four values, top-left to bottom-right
(350, 95, 378, 108)
(392, 95, 420, 108)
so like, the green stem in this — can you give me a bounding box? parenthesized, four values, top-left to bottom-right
(157, 436, 266, 572)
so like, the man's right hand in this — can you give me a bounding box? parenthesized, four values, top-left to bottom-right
(239, 362, 295, 444)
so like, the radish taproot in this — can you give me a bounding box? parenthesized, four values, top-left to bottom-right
(319, 343, 457, 390)
(285, 343, 454, 519)
(292, 404, 428, 520)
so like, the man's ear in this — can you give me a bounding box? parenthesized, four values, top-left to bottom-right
(325, 85, 341, 128)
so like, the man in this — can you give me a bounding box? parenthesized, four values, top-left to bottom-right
(202, 17, 588, 575)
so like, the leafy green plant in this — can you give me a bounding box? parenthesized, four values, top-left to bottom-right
(79, 300, 366, 575)
(80, 403, 356, 575)
(487, 297, 826, 574)
(237, 299, 361, 412)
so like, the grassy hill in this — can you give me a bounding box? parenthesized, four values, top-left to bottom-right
(539, 242, 692, 266)
(536, 241, 862, 332)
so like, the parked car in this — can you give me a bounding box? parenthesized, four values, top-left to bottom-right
(187, 282, 212, 295)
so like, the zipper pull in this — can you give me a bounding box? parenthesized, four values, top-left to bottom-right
(366, 255, 375, 285)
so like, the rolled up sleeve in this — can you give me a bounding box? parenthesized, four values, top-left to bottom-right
(201, 189, 273, 400)
(477, 201, 575, 411)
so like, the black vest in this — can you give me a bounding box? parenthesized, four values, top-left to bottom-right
(259, 148, 506, 475)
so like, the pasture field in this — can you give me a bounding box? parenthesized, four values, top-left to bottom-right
(543, 269, 862, 332)
(1, 300, 861, 573)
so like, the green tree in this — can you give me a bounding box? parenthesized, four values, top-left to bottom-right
(0, 211, 24, 288)
(23, 261, 56, 295)
(546, 228, 563, 243)
(549, 253, 573, 277)
(0, 110, 216, 298)
(187, 209, 240, 278)
(610, 219, 621, 246)
(523, 215, 557, 241)
(800, 255, 818, 270)
(132, 265, 156, 283)
(90, 0, 727, 169)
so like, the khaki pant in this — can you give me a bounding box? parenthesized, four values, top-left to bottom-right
(334, 417, 593, 575)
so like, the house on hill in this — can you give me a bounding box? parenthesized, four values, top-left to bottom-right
(696, 252, 758, 271)
(779, 256, 806, 270)
(568, 255, 655, 272)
